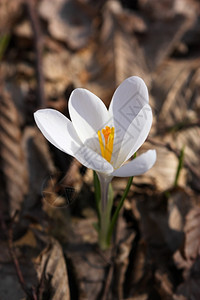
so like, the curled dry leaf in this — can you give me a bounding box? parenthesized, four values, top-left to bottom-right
(113, 231, 136, 299)
(168, 187, 192, 232)
(43, 52, 70, 82)
(39, 0, 94, 50)
(0, 0, 22, 33)
(175, 127, 200, 186)
(14, 20, 33, 38)
(139, 0, 175, 20)
(155, 270, 173, 299)
(124, 239, 148, 297)
(22, 127, 56, 211)
(173, 294, 187, 300)
(174, 0, 200, 19)
(0, 261, 26, 299)
(65, 217, 105, 299)
(141, 140, 186, 191)
(101, 1, 149, 84)
(35, 235, 70, 300)
(139, 13, 193, 71)
(0, 88, 28, 216)
(152, 59, 200, 129)
(184, 208, 200, 261)
(85, 0, 150, 105)
(175, 257, 200, 300)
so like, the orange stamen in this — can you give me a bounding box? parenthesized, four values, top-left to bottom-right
(98, 126, 115, 162)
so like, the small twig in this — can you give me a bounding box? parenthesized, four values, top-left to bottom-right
(25, 0, 46, 108)
(101, 262, 114, 300)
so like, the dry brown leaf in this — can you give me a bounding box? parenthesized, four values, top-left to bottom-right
(125, 239, 148, 297)
(175, 126, 200, 182)
(113, 232, 136, 299)
(155, 270, 173, 299)
(184, 208, 200, 261)
(39, 0, 94, 50)
(139, 140, 186, 191)
(152, 60, 200, 130)
(22, 127, 56, 211)
(35, 235, 70, 300)
(84, 0, 150, 107)
(173, 294, 187, 300)
(173, 207, 200, 299)
(0, 0, 23, 33)
(173, 207, 200, 298)
(174, 0, 200, 19)
(136, 193, 184, 256)
(168, 187, 192, 232)
(139, 0, 175, 20)
(14, 20, 33, 38)
(0, 88, 28, 216)
(126, 295, 148, 300)
(43, 51, 72, 98)
(102, 1, 149, 84)
(65, 217, 106, 299)
(0, 262, 26, 299)
(175, 257, 200, 300)
(43, 51, 70, 81)
(139, 13, 193, 70)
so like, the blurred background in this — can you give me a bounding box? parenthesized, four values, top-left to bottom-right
(0, 0, 200, 299)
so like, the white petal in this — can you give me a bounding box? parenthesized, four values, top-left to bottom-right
(112, 150, 156, 177)
(113, 103, 152, 168)
(75, 145, 114, 174)
(69, 88, 111, 144)
(109, 76, 149, 162)
(34, 109, 113, 174)
(34, 109, 81, 156)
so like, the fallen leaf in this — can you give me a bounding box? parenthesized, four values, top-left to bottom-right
(139, 14, 193, 70)
(85, 0, 150, 107)
(0, 87, 28, 216)
(35, 234, 70, 300)
(140, 140, 186, 191)
(175, 257, 200, 300)
(184, 208, 200, 261)
(22, 127, 56, 211)
(175, 126, 200, 185)
(39, 0, 94, 50)
(151, 59, 200, 129)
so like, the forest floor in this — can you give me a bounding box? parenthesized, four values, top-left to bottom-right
(0, 0, 200, 299)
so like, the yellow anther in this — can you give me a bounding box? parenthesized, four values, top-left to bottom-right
(98, 130, 104, 158)
(98, 126, 115, 162)
(102, 126, 112, 144)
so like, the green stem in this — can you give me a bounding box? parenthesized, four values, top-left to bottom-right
(174, 146, 185, 187)
(93, 171, 101, 222)
(107, 176, 133, 245)
(97, 174, 113, 250)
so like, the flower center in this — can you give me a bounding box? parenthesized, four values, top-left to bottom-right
(98, 126, 115, 162)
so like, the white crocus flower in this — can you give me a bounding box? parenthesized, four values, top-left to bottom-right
(34, 76, 156, 208)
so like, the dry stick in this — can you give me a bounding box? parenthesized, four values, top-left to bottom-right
(101, 262, 114, 300)
(25, 0, 46, 108)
